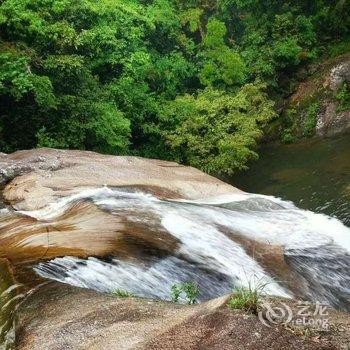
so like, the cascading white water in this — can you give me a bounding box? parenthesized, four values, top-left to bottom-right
(31, 187, 350, 309)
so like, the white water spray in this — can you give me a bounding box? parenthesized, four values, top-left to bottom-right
(30, 187, 350, 308)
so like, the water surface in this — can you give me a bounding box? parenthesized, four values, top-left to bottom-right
(34, 187, 350, 311)
(230, 135, 350, 226)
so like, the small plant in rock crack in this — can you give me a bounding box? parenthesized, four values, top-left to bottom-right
(171, 282, 200, 305)
(113, 288, 134, 298)
(228, 278, 270, 314)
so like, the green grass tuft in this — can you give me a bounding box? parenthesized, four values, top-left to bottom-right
(228, 278, 269, 314)
(113, 288, 134, 298)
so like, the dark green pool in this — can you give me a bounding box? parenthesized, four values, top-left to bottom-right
(230, 134, 350, 226)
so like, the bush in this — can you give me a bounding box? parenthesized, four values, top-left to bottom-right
(335, 82, 350, 112)
(327, 37, 350, 58)
(281, 128, 296, 143)
(280, 108, 297, 143)
(163, 83, 276, 175)
(303, 102, 319, 137)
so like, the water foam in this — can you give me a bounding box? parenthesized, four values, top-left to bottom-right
(32, 187, 350, 307)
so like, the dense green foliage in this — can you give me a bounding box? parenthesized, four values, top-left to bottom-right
(163, 84, 275, 173)
(303, 102, 319, 137)
(0, 0, 349, 174)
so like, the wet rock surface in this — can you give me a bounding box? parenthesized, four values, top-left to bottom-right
(0, 148, 240, 210)
(0, 148, 240, 263)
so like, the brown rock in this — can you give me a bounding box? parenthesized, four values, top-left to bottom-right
(0, 148, 240, 211)
(0, 148, 240, 263)
(16, 282, 349, 350)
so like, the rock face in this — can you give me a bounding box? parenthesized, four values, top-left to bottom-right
(15, 282, 350, 350)
(0, 148, 305, 304)
(1, 149, 349, 349)
(0, 201, 127, 263)
(0, 148, 239, 210)
(0, 148, 241, 263)
(317, 59, 350, 137)
(288, 54, 350, 138)
(316, 101, 350, 137)
(329, 61, 350, 91)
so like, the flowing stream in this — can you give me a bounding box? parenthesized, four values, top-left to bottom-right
(30, 187, 350, 309)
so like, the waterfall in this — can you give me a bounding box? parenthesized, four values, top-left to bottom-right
(27, 187, 350, 309)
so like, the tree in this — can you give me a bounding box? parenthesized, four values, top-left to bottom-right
(162, 83, 276, 174)
(199, 19, 246, 88)
(0, 0, 348, 172)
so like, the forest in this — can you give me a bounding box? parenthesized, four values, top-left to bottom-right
(0, 0, 349, 174)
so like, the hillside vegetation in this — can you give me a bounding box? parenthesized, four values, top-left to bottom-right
(0, 0, 349, 174)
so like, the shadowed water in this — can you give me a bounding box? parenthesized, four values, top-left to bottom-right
(230, 134, 350, 226)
